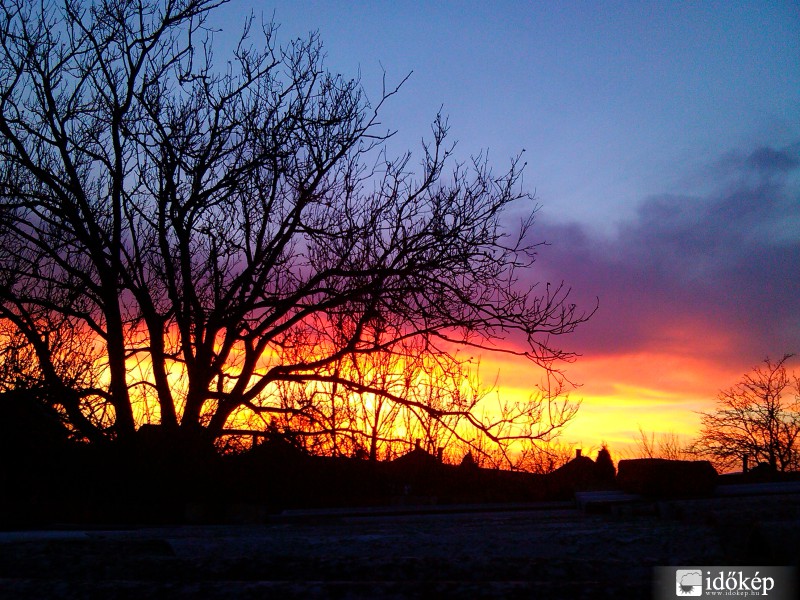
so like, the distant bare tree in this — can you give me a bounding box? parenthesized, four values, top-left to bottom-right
(691, 355, 800, 472)
(0, 0, 591, 453)
(503, 440, 579, 474)
(441, 371, 580, 470)
(632, 426, 693, 461)
(254, 343, 420, 460)
(247, 343, 580, 466)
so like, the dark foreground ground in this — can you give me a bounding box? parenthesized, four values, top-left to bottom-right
(1, 484, 799, 600)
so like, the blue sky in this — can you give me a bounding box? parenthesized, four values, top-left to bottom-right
(214, 1, 800, 447)
(217, 1, 800, 228)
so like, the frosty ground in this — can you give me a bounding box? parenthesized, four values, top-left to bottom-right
(2, 486, 798, 600)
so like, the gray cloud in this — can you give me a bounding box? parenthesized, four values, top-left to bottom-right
(745, 146, 799, 174)
(532, 144, 800, 365)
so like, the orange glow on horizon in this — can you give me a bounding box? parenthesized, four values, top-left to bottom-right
(481, 348, 746, 458)
(5, 313, 748, 463)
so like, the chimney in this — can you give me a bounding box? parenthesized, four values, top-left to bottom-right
(575, 448, 582, 459)
(742, 453, 749, 473)
(414, 439, 421, 451)
(437, 447, 444, 462)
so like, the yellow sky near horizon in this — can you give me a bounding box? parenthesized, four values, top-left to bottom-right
(60, 318, 757, 462)
(481, 349, 746, 459)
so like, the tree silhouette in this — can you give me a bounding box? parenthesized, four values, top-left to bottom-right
(692, 355, 800, 472)
(0, 0, 591, 452)
(632, 426, 693, 461)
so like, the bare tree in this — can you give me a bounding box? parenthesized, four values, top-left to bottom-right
(235, 342, 580, 467)
(438, 371, 580, 470)
(0, 0, 591, 452)
(510, 440, 578, 474)
(691, 355, 800, 472)
(631, 426, 693, 461)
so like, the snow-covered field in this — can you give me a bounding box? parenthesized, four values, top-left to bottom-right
(1, 489, 798, 599)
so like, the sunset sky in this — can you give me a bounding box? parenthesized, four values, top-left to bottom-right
(216, 1, 800, 454)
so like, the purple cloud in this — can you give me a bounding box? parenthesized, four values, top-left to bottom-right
(531, 144, 800, 366)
